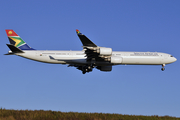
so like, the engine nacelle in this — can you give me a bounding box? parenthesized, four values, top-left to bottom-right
(111, 56, 123, 64)
(97, 47, 112, 55)
(96, 66, 112, 72)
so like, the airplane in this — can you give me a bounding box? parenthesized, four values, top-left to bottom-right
(5, 29, 177, 74)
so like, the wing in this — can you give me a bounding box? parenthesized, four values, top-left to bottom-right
(76, 29, 112, 62)
(76, 29, 97, 47)
(67, 30, 114, 74)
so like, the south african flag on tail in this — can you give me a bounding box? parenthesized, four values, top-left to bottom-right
(5, 30, 34, 50)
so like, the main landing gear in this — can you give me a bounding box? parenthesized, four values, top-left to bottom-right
(82, 64, 95, 74)
(161, 64, 165, 71)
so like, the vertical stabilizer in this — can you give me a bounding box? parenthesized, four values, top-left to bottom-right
(5, 30, 34, 50)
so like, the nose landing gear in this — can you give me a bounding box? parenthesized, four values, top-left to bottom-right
(161, 64, 165, 71)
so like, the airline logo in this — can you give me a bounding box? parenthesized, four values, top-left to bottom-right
(6, 30, 26, 47)
(76, 29, 82, 35)
(10, 37, 25, 47)
(6, 30, 18, 36)
(8, 31, 12, 35)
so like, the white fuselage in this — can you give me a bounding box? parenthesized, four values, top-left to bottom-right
(14, 50, 177, 66)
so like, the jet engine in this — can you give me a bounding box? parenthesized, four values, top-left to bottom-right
(96, 47, 112, 55)
(110, 56, 123, 64)
(104, 56, 123, 64)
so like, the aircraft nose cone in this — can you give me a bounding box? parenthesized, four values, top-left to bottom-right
(165, 56, 177, 64)
(174, 57, 177, 62)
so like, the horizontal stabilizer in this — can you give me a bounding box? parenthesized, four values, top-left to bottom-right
(4, 53, 15, 55)
(6, 44, 24, 53)
(76, 29, 97, 47)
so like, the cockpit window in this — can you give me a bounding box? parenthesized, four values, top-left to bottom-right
(170, 55, 173, 57)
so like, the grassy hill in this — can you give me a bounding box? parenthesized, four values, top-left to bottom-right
(0, 108, 179, 120)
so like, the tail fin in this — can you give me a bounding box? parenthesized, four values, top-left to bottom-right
(5, 30, 35, 50)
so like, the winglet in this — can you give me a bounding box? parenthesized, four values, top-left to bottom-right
(76, 29, 97, 47)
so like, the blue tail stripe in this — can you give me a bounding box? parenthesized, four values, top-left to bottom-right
(18, 44, 35, 50)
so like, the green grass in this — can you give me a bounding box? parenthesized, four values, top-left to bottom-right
(0, 108, 179, 120)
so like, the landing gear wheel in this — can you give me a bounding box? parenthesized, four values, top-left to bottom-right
(82, 71, 86, 74)
(161, 64, 165, 71)
(161, 68, 165, 71)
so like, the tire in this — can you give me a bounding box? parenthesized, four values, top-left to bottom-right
(161, 68, 165, 71)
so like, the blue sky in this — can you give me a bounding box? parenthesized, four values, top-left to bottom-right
(0, 0, 180, 117)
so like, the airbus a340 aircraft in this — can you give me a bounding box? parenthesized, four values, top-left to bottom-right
(5, 29, 177, 74)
